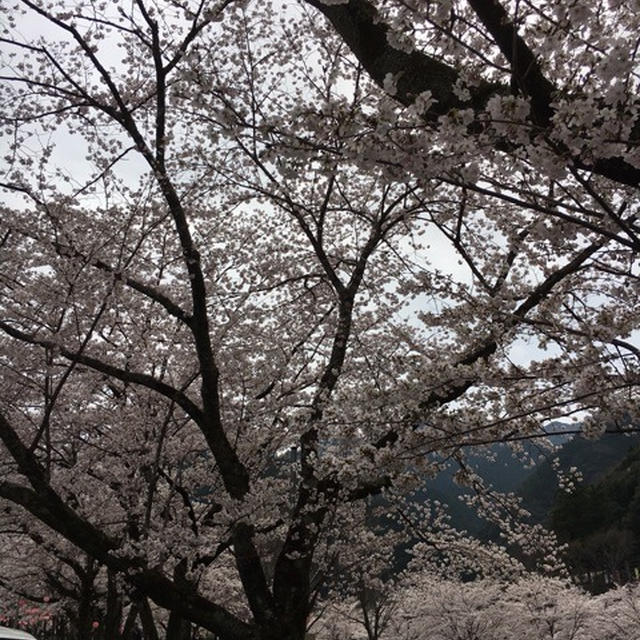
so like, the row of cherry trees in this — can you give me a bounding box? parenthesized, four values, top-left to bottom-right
(319, 574, 640, 640)
(6, 558, 638, 640)
(1, 1, 639, 639)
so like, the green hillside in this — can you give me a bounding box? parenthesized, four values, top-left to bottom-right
(550, 444, 640, 591)
(518, 431, 640, 523)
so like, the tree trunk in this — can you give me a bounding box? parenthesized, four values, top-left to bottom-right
(256, 619, 308, 640)
(165, 611, 192, 640)
(121, 604, 140, 640)
(139, 598, 160, 640)
(104, 570, 124, 640)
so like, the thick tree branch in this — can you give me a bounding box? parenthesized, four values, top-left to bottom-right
(304, 0, 475, 115)
(466, 0, 555, 126)
(304, 0, 640, 187)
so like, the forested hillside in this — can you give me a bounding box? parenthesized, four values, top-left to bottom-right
(552, 445, 640, 591)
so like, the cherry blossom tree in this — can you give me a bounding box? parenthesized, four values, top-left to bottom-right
(320, 573, 618, 640)
(596, 583, 640, 640)
(0, 514, 160, 640)
(1, 1, 639, 640)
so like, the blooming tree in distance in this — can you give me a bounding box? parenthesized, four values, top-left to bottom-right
(319, 575, 640, 640)
(1, 1, 639, 639)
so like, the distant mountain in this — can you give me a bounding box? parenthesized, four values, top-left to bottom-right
(370, 424, 640, 576)
(407, 425, 640, 538)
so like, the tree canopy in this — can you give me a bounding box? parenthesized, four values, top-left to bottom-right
(1, 1, 639, 639)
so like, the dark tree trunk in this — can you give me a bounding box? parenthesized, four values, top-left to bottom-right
(104, 570, 124, 640)
(139, 598, 160, 640)
(121, 604, 140, 640)
(76, 560, 98, 640)
(165, 611, 192, 640)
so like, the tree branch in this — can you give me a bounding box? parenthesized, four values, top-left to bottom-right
(0, 321, 205, 425)
(304, 0, 640, 187)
